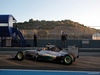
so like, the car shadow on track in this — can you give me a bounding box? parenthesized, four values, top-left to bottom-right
(6, 57, 67, 66)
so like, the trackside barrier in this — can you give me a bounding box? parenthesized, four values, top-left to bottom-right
(0, 70, 100, 75)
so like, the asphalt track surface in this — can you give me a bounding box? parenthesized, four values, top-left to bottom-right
(0, 52, 100, 72)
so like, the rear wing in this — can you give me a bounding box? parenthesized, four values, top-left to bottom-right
(68, 46, 79, 58)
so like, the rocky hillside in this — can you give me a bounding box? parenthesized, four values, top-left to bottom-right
(14, 19, 98, 39)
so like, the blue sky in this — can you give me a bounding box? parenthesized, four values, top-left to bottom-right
(0, 0, 100, 29)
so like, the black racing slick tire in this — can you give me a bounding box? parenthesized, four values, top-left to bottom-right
(63, 55, 73, 65)
(15, 51, 24, 61)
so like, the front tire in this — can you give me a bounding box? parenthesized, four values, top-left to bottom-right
(15, 51, 24, 61)
(63, 55, 73, 65)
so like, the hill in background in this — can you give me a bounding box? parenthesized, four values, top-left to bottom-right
(13, 19, 98, 39)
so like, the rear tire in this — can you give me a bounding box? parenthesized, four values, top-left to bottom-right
(69, 54, 75, 62)
(15, 51, 24, 61)
(63, 55, 73, 65)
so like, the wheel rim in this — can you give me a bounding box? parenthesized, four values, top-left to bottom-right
(64, 56, 71, 64)
(17, 53, 22, 59)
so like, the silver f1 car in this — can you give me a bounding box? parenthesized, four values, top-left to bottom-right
(13, 45, 79, 65)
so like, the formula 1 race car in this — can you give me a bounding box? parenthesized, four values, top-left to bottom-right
(13, 45, 79, 65)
